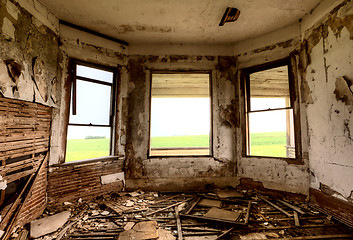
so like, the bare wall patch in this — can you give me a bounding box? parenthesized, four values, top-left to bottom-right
(334, 76, 353, 105)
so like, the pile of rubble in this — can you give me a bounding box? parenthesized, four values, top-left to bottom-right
(12, 188, 353, 240)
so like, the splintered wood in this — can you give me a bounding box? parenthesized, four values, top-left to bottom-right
(15, 189, 353, 239)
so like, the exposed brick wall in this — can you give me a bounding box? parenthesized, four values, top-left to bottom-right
(47, 158, 124, 207)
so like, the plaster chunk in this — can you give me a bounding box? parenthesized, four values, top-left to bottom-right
(30, 211, 70, 238)
(6, 0, 19, 20)
(2, 17, 15, 40)
(101, 172, 125, 185)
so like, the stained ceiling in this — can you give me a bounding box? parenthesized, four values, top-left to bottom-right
(38, 0, 321, 45)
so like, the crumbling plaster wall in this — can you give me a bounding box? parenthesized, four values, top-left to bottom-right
(0, 0, 60, 106)
(0, 0, 61, 226)
(300, 0, 353, 202)
(124, 55, 238, 191)
(234, 23, 310, 195)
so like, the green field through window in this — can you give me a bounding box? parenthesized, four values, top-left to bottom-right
(65, 132, 287, 162)
(65, 138, 110, 162)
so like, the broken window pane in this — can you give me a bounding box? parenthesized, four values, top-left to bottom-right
(77, 65, 113, 83)
(246, 63, 296, 159)
(66, 126, 111, 162)
(150, 73, 211, 156)
(69, 80, 111, 125)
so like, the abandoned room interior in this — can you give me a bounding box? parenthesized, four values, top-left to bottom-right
(1, 0, 353, 239)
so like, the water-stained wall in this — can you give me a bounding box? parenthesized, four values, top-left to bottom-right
(300, 0, 353, 203)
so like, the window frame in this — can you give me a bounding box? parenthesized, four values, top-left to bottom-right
(64, 59, 118, 162)
(148, 70, 213, 158)
(242, 58, 301, 161)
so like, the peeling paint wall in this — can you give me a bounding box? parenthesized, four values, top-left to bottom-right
(0, 0, 60, 105)
(234, 24, 310, 195)
(124, 55, 238, 191)
(0, 0, 60, 229)
(301, 0, 353, 203)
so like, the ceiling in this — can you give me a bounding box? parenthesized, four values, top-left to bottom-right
(39, 0, 321, 45)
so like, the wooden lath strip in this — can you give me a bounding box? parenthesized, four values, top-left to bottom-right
(0, 133, 50, 143)
(1, 137, 50, 149)
(0, 147, 48, 161)
(0, 156, 44, 174)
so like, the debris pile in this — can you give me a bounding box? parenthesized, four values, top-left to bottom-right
(11, 189, 353, 239)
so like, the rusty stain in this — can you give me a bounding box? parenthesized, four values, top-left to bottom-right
(205, 56, 215, 61)
(344, 119, 352, 140)
(320, 183, 335, 195)
(32, 57, 49, 102)
(277, 39, 294, 48)
(4, 59, 21, 83)
(334, 76, 353, 105)
(217, 56, 237, 71)
(300, 73, 314, 105)
(92, 21, 172, 34)
(219, 100, 239, 128)
(253, 44, 276, 54)
(170, 55, 188, 62)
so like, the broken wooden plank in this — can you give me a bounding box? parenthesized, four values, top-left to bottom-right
(184, 196, 201, 214)
(204, 207, 241, 222)
(197, 198, 222, 208)
(278, 199, 305, 214)
(180, 213, 247, 225)
(216, 189, 244, 198)
(271, 234, 353, 239)
(258, 195, 292, 217)
(175, 206, 183, 240)
(145, 198, 192, 216)
(294, 210, 300, 227)
(215, 227, 235, 240)
(245, 201, 252, 224)
(0, 154, 47, 238)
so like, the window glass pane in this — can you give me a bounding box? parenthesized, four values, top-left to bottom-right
(66, 126, 111, 162)
(248, 109, 295, 158)
(69, 80, 111, 125)
(249, 65, 289, 111)
(77, 65, 113, 83)
(150, 73, 211, 156)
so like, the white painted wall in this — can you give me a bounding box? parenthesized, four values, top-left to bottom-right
(303, 0, 353, 201)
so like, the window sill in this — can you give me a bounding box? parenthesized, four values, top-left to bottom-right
(242, 155, 303, 165)
(52, 155, 124, 168)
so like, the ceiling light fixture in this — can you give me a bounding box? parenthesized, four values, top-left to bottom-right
(219, 7, 240, 26)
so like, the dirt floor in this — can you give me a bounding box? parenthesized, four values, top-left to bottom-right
(12, 188, 353, 240)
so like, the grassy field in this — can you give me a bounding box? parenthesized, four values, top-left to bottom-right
(65, 138, 110, 162)
(150, 135, 209, 148)
(65, 132, 287, 162)
(249, 131, 287, 157)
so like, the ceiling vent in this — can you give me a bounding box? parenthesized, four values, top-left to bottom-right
(219, 7, 240, 26)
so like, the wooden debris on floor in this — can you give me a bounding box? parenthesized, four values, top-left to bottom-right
(12, 188, 353, 240)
